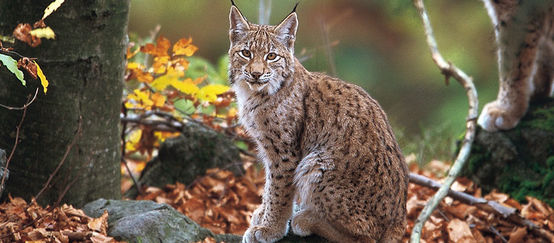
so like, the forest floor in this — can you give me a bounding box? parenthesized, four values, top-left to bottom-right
(1, 154, 553, 243)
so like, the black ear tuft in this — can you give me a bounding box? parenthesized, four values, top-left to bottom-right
(230, 0, 236, 7)
(291, 2, 299, 13)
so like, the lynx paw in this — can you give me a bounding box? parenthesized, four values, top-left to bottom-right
(250, 205, 265, 226)
(242, 225, 287, 243)
(478, 101, 521, 132)
(290, 211, 313, 236)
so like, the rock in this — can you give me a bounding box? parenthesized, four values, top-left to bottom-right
(464, 98, 554, 207)
(82, 199, 329, 243)
(126, 122, 243, 198)
(82, 199, 242, 243)
(0, 148, 7, 196)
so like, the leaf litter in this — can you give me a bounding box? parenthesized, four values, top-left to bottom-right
(3, 155, 553, 242)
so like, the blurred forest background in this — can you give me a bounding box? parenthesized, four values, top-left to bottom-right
(129, 0, 498, 162)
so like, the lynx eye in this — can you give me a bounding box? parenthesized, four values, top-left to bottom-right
(266, 53, 278, 61)
(239, 49, 252, 59)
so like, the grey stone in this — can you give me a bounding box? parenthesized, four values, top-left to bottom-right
(82, 199, 242, 243)
(126, 122, 243, 198)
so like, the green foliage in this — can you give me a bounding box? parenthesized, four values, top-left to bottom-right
(0, 53, 25, 85)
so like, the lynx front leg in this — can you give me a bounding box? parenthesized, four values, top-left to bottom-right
(478, 0, 550, 132)
(243, 159, 296, 243)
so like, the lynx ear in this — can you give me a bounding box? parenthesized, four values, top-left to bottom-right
(274, 9, 298, 50)
(229, 5, 249, 43)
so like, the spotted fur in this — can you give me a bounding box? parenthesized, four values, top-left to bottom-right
(478, 0, 553, 132)
(228, 5, 408, 243)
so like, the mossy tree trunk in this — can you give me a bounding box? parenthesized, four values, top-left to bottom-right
(0, 0, 129, 207)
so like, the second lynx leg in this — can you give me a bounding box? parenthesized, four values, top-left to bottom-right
(478, 0, 553, 131)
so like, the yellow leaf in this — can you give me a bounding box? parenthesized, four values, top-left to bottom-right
(42, 0, 65, 20)
(150, 75, 172, 91)
(197, 84, 229, 102)
(154, 131, 179, 142)
(127, 62, 143, 70)
(126, 89, 154, 110)
(125, 129, 142, 151)
(171, 78, 199, 95)
(172, 38, 198, 56)
(151, 68, 183, 90)
(227, 107, 238, 118)
(34, 61, 49, 94)
(29, 27, 55, 39)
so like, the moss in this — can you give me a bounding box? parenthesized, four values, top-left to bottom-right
(520, 102, 554, 133)
(465, 98, 554, 208)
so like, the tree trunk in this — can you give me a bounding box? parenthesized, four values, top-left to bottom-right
(0, 0, 129, 207)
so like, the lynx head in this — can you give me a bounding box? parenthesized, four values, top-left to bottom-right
(228, 2, 298, 95)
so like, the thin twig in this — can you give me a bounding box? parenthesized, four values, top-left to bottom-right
(0, 88, 39, 110)
(120, 104, 143, 195)
(320, 19, 336, 77)
(258, 0, 272, 25)
(409, 0, 479, 242)
(33, 116, 82, 202)
(0, 91, 36, 195)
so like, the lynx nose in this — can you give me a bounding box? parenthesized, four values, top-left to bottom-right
(251, 72, 262, 80)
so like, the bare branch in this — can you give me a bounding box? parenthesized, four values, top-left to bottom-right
(33, 116, 82, 202)
(409, 0, 479, 242)
(258, 0, 272, 25)
(0, 88, 39, 110)
(0, 92, 34, 195)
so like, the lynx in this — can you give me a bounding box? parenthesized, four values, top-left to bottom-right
(228, 3, 408, 243)
(478, 0, 553, 132)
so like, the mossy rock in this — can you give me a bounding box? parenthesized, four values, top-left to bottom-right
(125, 122, 243, 198)
(463, 98, 554, 207)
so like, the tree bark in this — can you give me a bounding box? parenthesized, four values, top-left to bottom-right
(0, 0, 129, 207)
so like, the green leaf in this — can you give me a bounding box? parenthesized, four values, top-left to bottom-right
(0, 53, 26, 86)
(174, 99, 196, 115)
(235, 141, 248, 150)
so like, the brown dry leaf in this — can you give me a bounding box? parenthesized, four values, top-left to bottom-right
(13, 23, 41, 47)
(526, 196, 552, 215)
(447, 218, 475, 243)
(90, 231, 117, 243)
(507, 227, 527, 243)
(27, 228, 48, 240)
(17, 57, 38, 79)
(88, 210, 109, 234)
(484, 190, 509, 204)
(406, 196, 425, 218)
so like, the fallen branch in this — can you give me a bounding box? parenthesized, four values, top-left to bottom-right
(408, 173, 554, 242)
(410, 0, 479, 242)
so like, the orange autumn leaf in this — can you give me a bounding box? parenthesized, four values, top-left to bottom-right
(151, 92, 166, 107)
(140, 36, 171, 57)
(173, 38, 198, 56)
(152, 56, 169, 74)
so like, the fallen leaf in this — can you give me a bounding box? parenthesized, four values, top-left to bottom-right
(447, 218, 475, 243)
(87, 210, 108, 234)
(507, 227, 526, 243)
